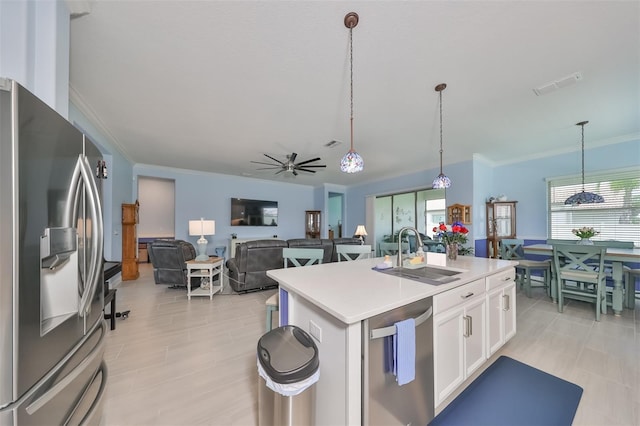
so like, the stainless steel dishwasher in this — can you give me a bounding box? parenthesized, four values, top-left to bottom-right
(362, 298, 434, 425)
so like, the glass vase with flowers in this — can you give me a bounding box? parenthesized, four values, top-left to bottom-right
(572, 227, 599, 245)
(433, 221, 470, 260)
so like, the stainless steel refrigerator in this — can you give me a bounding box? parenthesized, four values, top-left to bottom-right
(0, 78, 107, 425)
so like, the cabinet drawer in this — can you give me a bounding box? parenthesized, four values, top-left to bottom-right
(486, 268, 515, 291)
(433, 279, 485, 314)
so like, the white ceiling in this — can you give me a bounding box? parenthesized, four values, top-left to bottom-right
(69, 1, 640, 187)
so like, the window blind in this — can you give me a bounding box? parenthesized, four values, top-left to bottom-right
(548, 168, 640, 246)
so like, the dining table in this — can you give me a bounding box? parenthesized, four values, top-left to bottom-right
(523, 244, 640, 315)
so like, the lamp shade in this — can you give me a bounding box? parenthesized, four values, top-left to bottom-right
(189, 219, 215, 236)
(354, 225, 368, 236)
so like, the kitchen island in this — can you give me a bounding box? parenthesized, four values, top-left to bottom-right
(267, 253, 517, 425)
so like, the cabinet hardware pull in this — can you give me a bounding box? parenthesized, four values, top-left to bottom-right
(460, 292, 474, 299)
(503, 294, 510, 311)
(502, 276, 512, 281)
(463, 315, 473, 337)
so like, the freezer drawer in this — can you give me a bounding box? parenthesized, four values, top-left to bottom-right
(362, 298, 435, 425)
(0, 320, 106, 425)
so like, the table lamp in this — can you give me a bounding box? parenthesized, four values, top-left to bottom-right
(354, 225, 367, 245)
(189, 218, 215, 261)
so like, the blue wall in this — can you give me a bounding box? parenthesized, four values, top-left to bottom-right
(133, 164, 320, 255)
(490, 138, 640, 240)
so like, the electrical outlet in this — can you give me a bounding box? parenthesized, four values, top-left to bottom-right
(309, 320, 322, 342)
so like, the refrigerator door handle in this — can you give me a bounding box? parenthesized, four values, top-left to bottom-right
(64, 361, 108, 426)
(76, 155, 104, 316)
(25, 321, 106, 415)
(369, 306, 433, 340)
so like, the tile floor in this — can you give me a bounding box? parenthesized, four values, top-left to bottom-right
(101, 263, 639, 425)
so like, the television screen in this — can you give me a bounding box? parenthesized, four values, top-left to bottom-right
(231, 198, 278, 226)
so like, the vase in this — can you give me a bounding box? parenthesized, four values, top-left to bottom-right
(576, 238, 594, 245)
(446, 243, 458, 260)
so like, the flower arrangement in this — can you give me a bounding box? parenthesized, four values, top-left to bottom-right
(432, 221, 469, 245)
(572, 227, 599, 239)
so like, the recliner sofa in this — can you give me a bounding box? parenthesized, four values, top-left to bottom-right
(226, 238, 362, 293)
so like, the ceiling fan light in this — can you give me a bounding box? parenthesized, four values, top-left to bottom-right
(340, 150, 364, 173)
(432, 173, 451, 189)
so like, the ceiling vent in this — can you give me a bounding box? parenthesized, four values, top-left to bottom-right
(533, 72, 582, 96)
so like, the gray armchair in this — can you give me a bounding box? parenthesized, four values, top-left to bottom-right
(147, 239, 197, 287)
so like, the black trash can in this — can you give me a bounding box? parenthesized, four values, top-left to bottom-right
(257, 325, 319, 426)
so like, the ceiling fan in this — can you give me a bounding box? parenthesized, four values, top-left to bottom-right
(251, 153, 326, 176)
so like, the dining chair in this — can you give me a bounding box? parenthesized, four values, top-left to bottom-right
(336, 244, 372, 262)
(625, 268, 640, 308)
(500, 239, 551, 299)
(265, 248, 324, 331)
(379, 242, 409, 256)
(552, 244, 608, 321)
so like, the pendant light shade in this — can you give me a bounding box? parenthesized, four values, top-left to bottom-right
(564, 121, 604, 205)
(340, 12, 364, 174)
(432, 83, 451, 189)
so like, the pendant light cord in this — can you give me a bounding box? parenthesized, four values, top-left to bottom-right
(580, 122, 585, 191)
(349, 25, 354, 152)
(439, 89, 443, 174)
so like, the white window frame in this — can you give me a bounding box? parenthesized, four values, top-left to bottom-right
(547, 167, 640, 246)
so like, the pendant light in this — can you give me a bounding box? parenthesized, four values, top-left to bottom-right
(432, 83, 451, 188)
(340, 12, 364, 174)
(564, 121, 604, 205)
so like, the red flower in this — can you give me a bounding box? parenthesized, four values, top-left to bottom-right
(439, 223, 447, 231)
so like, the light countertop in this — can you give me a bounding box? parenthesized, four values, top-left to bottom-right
(267, 253, 517, 324)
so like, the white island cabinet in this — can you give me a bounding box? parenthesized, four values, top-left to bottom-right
(267, 253, 517, 425)
(433, 278, 487, 406)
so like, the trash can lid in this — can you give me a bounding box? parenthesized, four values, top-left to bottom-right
(257, 325, 319, 384)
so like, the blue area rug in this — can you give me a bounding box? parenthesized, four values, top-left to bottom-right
(429, 356, 583, 426)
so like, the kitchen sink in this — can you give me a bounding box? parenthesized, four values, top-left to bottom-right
(375, 265, 462, 286)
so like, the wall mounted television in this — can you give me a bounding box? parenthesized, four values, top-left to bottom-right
(231, 198, 278, 226)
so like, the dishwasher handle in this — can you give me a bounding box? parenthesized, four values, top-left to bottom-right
(369, 306, 433, 340)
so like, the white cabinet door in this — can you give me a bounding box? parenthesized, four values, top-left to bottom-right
(503, 281, 516, 341)
(463, 296, 486, 377)
(486, 279, 516, 357)
(433, 306, 464, 407)
(433, 293, 487, 407)
(486, 286, 505, 356)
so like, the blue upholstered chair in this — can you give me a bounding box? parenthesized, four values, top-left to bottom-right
(500, 239, 551, 298)
(265, 248, 324, 331)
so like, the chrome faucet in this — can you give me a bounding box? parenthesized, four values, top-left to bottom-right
(397, 226, 423, 268)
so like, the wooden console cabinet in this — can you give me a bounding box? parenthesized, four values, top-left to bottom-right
(122, 202, 140, 280)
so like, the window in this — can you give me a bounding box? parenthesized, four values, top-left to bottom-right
(548, 168, 640, 246)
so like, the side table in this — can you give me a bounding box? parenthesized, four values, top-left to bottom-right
(185, 257, 224, 300)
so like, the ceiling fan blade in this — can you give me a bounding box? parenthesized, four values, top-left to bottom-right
(296, 168, 317, 173)
(255, 167, 283, 170)
(293, 169, 298, 176)
(264, 154, 285, 165)
(289, 153, 297, 163)
(295, 157, 322, 166)
(296, 164, 326, 168)
(251, 160, 281, 166)
(275, 169, 285, 174)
